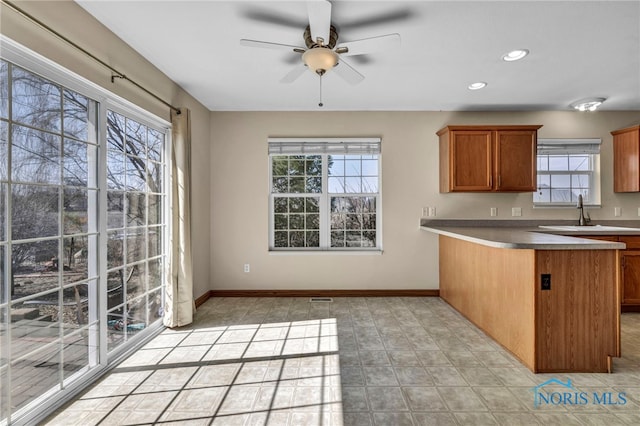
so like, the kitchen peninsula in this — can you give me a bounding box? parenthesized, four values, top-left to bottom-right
(421, 220, 640, 373)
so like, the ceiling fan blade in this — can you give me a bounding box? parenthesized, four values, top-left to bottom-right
(333, 58, 364, 85)
(280, 63, 308, 83)
(337, 33, 401, 57)
(240, 39, 305, 52)
(339, 9, 413, 30)
(307, 0, 331, 45)
(242, 8, 304, 29)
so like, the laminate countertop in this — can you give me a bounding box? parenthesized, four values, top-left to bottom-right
(419, 221, 640, 250)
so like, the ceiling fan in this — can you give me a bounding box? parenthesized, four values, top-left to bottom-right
(240, 0, 401, 106)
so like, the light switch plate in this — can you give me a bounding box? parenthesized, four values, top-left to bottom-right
(490, 207, 497, 217)
(614, 207, 622, 217)
(512, 207, 522, 217)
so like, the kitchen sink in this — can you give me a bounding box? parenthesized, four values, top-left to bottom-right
(538, 225, 640, 232)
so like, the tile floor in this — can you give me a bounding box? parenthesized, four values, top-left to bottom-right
(44, 297, 640, 425)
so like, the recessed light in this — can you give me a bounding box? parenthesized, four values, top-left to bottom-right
(502, 49, 529, 62)
(468, 82, 487, 90)
(570, 97, 606, 112)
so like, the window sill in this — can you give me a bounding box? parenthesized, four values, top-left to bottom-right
(533, 204, 602, 209)
(269, 249, 383, 255)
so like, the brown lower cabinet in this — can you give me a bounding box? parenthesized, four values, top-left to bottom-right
(576, 235, 640, 312)
(621, 237, 640, 311)
(439, 235, 618, 373)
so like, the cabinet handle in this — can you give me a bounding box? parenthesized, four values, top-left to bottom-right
(498, 175, 502, 188)
(490, 176, 493, 187)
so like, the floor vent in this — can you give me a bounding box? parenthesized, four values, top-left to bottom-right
(309, 297, 333, 303)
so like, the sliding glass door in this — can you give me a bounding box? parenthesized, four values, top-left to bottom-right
(0, 52, 168, 425)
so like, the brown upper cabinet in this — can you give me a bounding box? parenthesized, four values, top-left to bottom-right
(611, 125, 640, 192)
(438, 125, 542, 192)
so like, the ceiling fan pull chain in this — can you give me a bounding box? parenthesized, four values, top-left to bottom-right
(318, 74, 324, 107)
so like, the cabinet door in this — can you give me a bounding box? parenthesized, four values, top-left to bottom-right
(450, 130, 492, 191)
(620, 236, 640, 250)
(495, 130, 537, 191)
(621, 251, 640, 305)
(613, 127, 640, 192)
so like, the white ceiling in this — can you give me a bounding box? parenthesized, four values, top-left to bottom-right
(76, 0, 640, 112)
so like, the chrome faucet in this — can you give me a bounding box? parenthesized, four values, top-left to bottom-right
(577, 194, 590, 226)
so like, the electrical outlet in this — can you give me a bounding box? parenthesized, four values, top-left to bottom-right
(614, 207, 622, 217)
(243, 263, 250, 273)
(490, 207, 497, 217)
(541, 274, 551, 291)
(428, 207, 436, 217)
(512, 207, 522, 217)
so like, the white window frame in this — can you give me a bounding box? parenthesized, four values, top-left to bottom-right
(268, 138, 382, 252)
(1, 35, 171, 426)
(533, 138, 601, 207)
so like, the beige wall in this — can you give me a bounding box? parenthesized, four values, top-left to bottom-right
(210, 111, 640, 291)
(1, 1, 212, 298)
(4, 2, 639, 295)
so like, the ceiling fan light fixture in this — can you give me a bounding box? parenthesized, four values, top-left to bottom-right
(502, 49, 529, 62)
(571, 97, 606, 112)
(303, 47, 338, 75)
(468, 82, 487, 90)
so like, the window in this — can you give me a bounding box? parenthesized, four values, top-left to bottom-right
(1, 42, 168, 425)
(269, 138, 381, 250)
(534, 139, 601, 206)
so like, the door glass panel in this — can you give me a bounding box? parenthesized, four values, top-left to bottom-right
(107, 149, 125, 190)
(62, 283, 89, 333)
(126, 229, 146, 264)
(126, 192, 146, 227)
(63, 236, 88, 284)
(126, 263, 146, 301)
(0, 184, 5, 242)
(11, 125, 61, 184)
(127, 296, 148, 334)
(148, 288, 163, 322)
(63, 89, 96, 143)
(63, 139, 88, 187)
(0, 305, 8, 421)
(0, 120, 7, 180)
(11, 240, 59, 300)
(148, 226, 161, 259)
(63, 330, 89, 380)
(107, 191, 125, 229)
(107, 231, 124, 269)
(11, 66, 61, 131)
(11, 291, 60, 359)
(64, 188, 89, 234)
(125, 118, 146, 157)
(0, 60, 8, 119)
(10, 343, 61, 410)
(12, 184, 59, 240)
(107, 309, 126, 351)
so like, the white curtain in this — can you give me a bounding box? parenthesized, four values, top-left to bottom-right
(164, 107, 194, 327)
